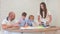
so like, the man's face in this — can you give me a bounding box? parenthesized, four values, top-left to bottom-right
(9, 12, 15, 21)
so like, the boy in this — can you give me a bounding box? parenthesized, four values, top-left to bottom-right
(27, 15, 37, 27)
(17, 12, 27, 27)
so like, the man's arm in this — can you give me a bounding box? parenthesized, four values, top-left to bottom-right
(12, 22, 20, 29)
(2, 24, 7, 30)
(2, 24, 13, 30)
(10, 21, 21, 30)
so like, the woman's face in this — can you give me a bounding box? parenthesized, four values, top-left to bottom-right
(40, 4, 45, 10)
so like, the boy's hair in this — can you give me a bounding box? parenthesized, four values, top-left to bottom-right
(22, 12, 27, 16)
(29, 15, 34, 19)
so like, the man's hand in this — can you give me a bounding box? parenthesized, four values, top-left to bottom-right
(2, 24, 7, 30)
(7, 25, 13, 28)
(2, 24, 13, 30)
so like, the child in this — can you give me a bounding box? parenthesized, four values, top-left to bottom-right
(16, 12, 27, 27)
(26, 15, 36, 27)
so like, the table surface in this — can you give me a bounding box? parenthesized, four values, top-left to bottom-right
(7, 26, 60, 33)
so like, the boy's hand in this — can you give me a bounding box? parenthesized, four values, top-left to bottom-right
(24, 23, 28, 27)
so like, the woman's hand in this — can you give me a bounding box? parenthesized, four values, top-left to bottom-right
(46, 21, 49, 26)
(39, 22, 42, 26)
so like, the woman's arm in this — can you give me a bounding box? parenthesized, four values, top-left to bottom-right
(38, 15, 42, 25)
(48, 15, 52, 23)
(38, 16, 40, 21)
(46, 15, 52, 25)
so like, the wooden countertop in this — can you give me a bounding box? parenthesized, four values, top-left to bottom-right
(7, 26, 60, 33)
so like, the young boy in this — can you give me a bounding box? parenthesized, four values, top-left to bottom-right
(11, 12, 27, 34)
(27, 15, 37, 27)
(17, 12, 27, 27)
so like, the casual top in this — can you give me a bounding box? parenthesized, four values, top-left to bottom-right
(2, 17, 15, 26)
(18, 17, 27, 27)
(27, 19, 35, 26)
(2, 17, 16, 34)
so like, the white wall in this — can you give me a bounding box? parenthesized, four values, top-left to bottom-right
(0, 0, 43, 21)
(45, 0, 60, 26)
(0, 0, 60, 34)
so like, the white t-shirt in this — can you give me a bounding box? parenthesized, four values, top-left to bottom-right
(2, 19, 15, 25)
(2, 18, 16, 34)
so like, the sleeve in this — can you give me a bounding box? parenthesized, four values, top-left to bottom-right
(48, 11, 51, 15)
(25, 18, 28, 23)
(18, 18, 22, 23)
(2, 19, 7, 24)
(15, 18, 22, 24)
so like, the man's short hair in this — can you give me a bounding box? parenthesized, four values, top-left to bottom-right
(22, 12, 27, 16)
(8, 11, 15, 16)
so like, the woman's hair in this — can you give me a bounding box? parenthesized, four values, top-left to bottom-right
(40, 2, 47, 18)
(29, 15, 34, 19)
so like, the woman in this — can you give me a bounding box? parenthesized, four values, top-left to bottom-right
(38, 2, 52, 27)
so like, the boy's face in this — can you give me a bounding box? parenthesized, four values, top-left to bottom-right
(22, 16, 26, 19)
(30, 17, 34, 21)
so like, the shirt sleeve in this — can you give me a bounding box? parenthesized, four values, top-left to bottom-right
(48, 11, 51, 15)
(2, 19, 7, 24)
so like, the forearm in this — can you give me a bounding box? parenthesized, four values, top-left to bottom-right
(2, 24, 13, 30)
(49, 15, 52, 23)
(2, 26, 7, 30)
(7, 26, 20, 30)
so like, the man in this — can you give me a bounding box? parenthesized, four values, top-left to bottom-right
(2, 11, 19, 34)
